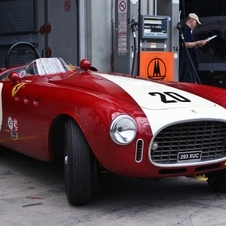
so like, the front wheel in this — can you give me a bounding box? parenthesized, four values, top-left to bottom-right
(64, 118, 94, 205)
(207, 169, 226, 192)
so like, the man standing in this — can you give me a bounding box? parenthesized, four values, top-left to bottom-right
(179, 13, 207, 83)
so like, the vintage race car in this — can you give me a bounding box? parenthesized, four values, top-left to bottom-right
(1, 42, 226, 205)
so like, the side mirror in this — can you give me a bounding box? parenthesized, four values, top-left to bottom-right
(8, 72, 20, 83)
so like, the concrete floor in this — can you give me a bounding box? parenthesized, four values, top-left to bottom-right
(1, 147, 226, 226)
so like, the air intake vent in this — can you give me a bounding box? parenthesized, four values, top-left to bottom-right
(135, 139, 143, 162)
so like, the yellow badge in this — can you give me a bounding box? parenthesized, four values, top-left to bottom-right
(12, 83, 25, 97)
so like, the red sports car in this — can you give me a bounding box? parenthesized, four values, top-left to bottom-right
(1, 42, 226, 205)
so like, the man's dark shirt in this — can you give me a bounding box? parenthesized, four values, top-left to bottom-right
(180, 25, 198, 83)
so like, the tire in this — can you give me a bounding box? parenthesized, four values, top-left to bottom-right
(207, 169, 226, 192)
(64, 118, 94, 205)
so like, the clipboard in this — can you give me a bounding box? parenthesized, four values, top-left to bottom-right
(205, 35, 217, 43)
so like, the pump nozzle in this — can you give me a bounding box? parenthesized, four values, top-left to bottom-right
(130, 19, 139, 33)
(176, 11, 182, 30)
(176, 10, 184, 40)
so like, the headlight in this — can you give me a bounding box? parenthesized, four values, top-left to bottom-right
(109, 115, 137, 145)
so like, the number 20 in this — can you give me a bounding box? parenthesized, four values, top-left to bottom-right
(148, 92, 191, 103)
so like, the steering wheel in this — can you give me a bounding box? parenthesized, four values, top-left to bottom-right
(5, 41, 41, 69)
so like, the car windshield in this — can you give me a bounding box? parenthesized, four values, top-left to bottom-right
(0, 57, 76, 81)
(25, 57, 75, 76)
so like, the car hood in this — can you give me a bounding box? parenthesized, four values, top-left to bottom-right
(50, 71, 225, 111)
(50, 72, 226, 134)
(95, 73, 218, 109)
(93, 73, 226, 135)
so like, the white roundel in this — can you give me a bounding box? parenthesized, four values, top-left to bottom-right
(19, 70, 26, 78)
(8, 117, 13, 130)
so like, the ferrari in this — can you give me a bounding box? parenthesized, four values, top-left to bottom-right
(1, 42, 226, 205)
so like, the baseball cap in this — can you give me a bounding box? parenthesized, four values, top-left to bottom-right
(188, 13, 201, 25)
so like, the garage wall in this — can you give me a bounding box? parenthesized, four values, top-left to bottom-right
(0, 0, 111, 71)
(85, 0, 112, 72)
(0, 0, 38, 67)
(38, 0, 78, 65)
(37, 0, 111, 71)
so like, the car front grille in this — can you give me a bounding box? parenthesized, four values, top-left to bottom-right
(150, 120, 226, 164)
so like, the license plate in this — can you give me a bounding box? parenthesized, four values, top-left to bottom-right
(177, 151, 202, 162)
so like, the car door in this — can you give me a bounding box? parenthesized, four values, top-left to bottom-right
(0, 77, 52, 161)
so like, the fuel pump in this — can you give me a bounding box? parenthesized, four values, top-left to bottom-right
(139, 15, 174, 81)
(112, 0, 179, 81)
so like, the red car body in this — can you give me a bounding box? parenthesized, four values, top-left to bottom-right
(1, 42, 226, 205)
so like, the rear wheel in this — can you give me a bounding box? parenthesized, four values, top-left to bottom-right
(64, 118, 94, 205)
(207, 169, 226, 192)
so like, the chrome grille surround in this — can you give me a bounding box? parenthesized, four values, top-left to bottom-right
(149, 120, 226, 166)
